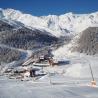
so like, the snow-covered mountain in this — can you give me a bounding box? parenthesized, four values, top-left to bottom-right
(1, 8, 98, 62)
(0, 8, 98, 37)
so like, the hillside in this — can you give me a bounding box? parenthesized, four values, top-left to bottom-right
(0, 20, 65, 63)
(0, 26, 59, 50)
(0, 46, 21, 63)
(72, 27, 98, 55)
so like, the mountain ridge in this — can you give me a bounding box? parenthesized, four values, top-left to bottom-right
(0, 8, 98, 37)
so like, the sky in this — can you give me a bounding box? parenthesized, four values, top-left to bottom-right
(0, 0, 98, 16)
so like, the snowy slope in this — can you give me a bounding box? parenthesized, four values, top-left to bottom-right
(0, 8, 98, 37)
(0, 75, 98, 98)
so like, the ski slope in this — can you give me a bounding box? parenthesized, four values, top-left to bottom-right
(0, 53, 98, 98)
(0, 75, 98, 98)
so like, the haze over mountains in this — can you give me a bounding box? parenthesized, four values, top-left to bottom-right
(0, 8, 98, 63)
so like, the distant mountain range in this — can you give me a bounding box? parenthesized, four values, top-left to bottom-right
(1, 8, 98, 37)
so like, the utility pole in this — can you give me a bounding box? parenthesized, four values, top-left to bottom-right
(88, 59, 96, 87)
(89, 63, 94, 81)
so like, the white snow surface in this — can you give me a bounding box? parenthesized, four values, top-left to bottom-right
(0, 75, 98, 98)
(0, 8, 98, 37)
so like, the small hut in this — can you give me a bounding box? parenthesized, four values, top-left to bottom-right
(29, 67, 40, 77)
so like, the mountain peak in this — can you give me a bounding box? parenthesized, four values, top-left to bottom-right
(0, 8, 98, 37)
(64, 12, 74, 15)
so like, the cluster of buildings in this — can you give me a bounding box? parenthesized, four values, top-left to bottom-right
(4, 49, 70, 80)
